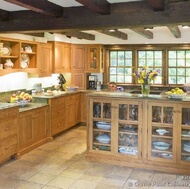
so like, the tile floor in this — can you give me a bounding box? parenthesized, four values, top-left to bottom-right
(0, 126, 190, 189)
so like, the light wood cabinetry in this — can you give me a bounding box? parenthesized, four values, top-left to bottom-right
(71, 44, 86, 89)
(0, 107, 19, 163)
(71, 44, 86, 71)
(86, 44, 104, 73)
(37, 42, 52, 77)
(51, 41, 71, 73)
(65, 93, 80, 128)
(50, 96, 66, 136)
(86, 95, 190, 175)
(19, 106, 49, 155)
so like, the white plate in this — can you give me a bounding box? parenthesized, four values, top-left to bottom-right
(153, 141, 171, 150)
(119, 147, 138, 155)
(96, 122, 111, 130)
(2, 46, 11, 55)
(160, 153, 173, 159)
(96, 134, 110, 144)
(183, 147, 190, 153)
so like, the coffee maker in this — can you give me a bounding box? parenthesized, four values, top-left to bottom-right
(88, 75, 97, 89)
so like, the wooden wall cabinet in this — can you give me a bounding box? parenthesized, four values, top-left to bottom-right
(52, 41, 71, 73)
(18, 106, 49, 155)
(37, 42, 52, 77)
(0, 107, 19, 163)
(86, 44, 104, 73)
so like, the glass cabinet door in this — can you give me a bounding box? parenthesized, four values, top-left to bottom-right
(89, 47, 98, 70)
(91, 100, 112, 152)
(117, 102, 142, 158)
(180, 107, 190, 162)
(148, 103, 175, 161)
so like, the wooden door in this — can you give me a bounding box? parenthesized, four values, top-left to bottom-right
(19, 111, 33, 150)
(71, 44, 86, 71)
(71, 72, 85, 89)
(38, 43, 52, 77)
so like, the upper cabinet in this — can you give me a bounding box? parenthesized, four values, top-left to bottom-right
(86, 44, 104, 73)
(71, 44, 86, 71)
(51, 41, 71, 73)
(37, 43, 52, 77)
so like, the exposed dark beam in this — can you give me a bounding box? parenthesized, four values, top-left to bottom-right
(0, 9, 10, 21)
(55, 31, 95, 40)
(167, 26, 181, 38)
(147, 0, 165, 11)
(5, 0, 63, 17)
(130, 28, 153, 39)
(0, 1, 190, 32)
(75, 0, 110, 15)
(97, 29, 128, 40)
(19, 32, 45, 37)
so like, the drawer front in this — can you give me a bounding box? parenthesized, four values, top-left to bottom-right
(51, 117, 65, 135)
(0, 119, 18, 139)
(0, 108, 18, 121)
(51, 106, 64, 119)
(0, 135, 18, 162)
(51, 97, 65, 107)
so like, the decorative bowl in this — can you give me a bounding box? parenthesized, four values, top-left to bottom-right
(156, 129, 169, 135)
(183, 83, 190, 93)
(119, 147, 138, 155)
(17, 100, 31, 108)
(153, 141, 171, 150)
(66, 86, 79, 92)
(96, 134, 110, 144)
(96, 122, 111, 130)
(160, 153, 173, 159)
(168, 93, 186, 99)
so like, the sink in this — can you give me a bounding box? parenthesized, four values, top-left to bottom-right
(129, 90, 161, 95)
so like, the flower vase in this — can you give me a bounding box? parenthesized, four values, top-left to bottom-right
(141, 84, 150, 97)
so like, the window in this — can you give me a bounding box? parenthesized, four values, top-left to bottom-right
(109, 51, 133, 83)
(168, 50, 190, 84)
(137, 50, 162, 84)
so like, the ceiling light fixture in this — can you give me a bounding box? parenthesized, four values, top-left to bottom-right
(109, 29, 117, 32)
(144, 27, 153, 31)
(182, 25, 190, 29)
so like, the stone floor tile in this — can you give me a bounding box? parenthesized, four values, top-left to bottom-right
(0, 176, 24, 189)
(16, 181, 44, 189)
(69, 179, 98, 189)
(96, 183, 123, 189)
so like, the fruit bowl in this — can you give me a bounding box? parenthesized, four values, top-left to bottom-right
(17, 100, 31, 108)
(168, 93, 186, 99)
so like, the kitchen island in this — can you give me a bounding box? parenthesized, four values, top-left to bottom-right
(86, 91, 190, 175)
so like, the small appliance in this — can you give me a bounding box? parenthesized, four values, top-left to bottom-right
(88, 75, 97, 89)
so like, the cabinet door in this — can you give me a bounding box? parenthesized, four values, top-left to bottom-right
(38, 43, 52, 77)
(147, 102, 177, 163)
(53, 42, 71, 73)
(19, 111, 33, 150)
(89, 98, 113, 152)
(71, 72, 85, 89)
(33, 107, 48, 141)
(71, 44, 85, 71)
(116, 100, 142, 159)
(86, 45, 104, 73)
(179, 105, 190, 164)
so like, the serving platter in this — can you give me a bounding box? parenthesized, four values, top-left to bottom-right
(2, 46, 11, 55)
(153, 141, 171, 150)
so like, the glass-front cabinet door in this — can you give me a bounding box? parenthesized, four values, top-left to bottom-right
(90, 98, 113, 152)
(116, 100, 143, 159)
(180, 105, 190, 164)
(147, 102, 177, 162)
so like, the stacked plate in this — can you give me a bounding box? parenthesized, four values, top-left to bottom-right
(183, 142, 190, 152)
(153, 141, 171, 150)
(96, 134, 110, 144)
(96, 122, 111, 130)
(119, 147, 138, 155)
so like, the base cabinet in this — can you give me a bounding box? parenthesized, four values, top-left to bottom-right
(19, 106, 48, 154)
(0, 107, 19, 163)
(86, 95, 190, 175)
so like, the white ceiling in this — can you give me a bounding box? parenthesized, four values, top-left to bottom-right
(0, 0, 189, 45)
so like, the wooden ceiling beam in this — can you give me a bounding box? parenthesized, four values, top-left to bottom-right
(75, 0, 110, 15)
(147, 0, 165, 11)
(97, 29, 128, 40)
(5, 0, 63, 17)
(167, 26, 181, 38)
(0, 9, 10, 21)
(130, 28, 153, 39)
(55, 31, 95, 40)
(0, 1, 190, 32)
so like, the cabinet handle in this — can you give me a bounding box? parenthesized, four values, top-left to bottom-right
(32, 115, 37, 118)
(5, 127, 9, 131)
